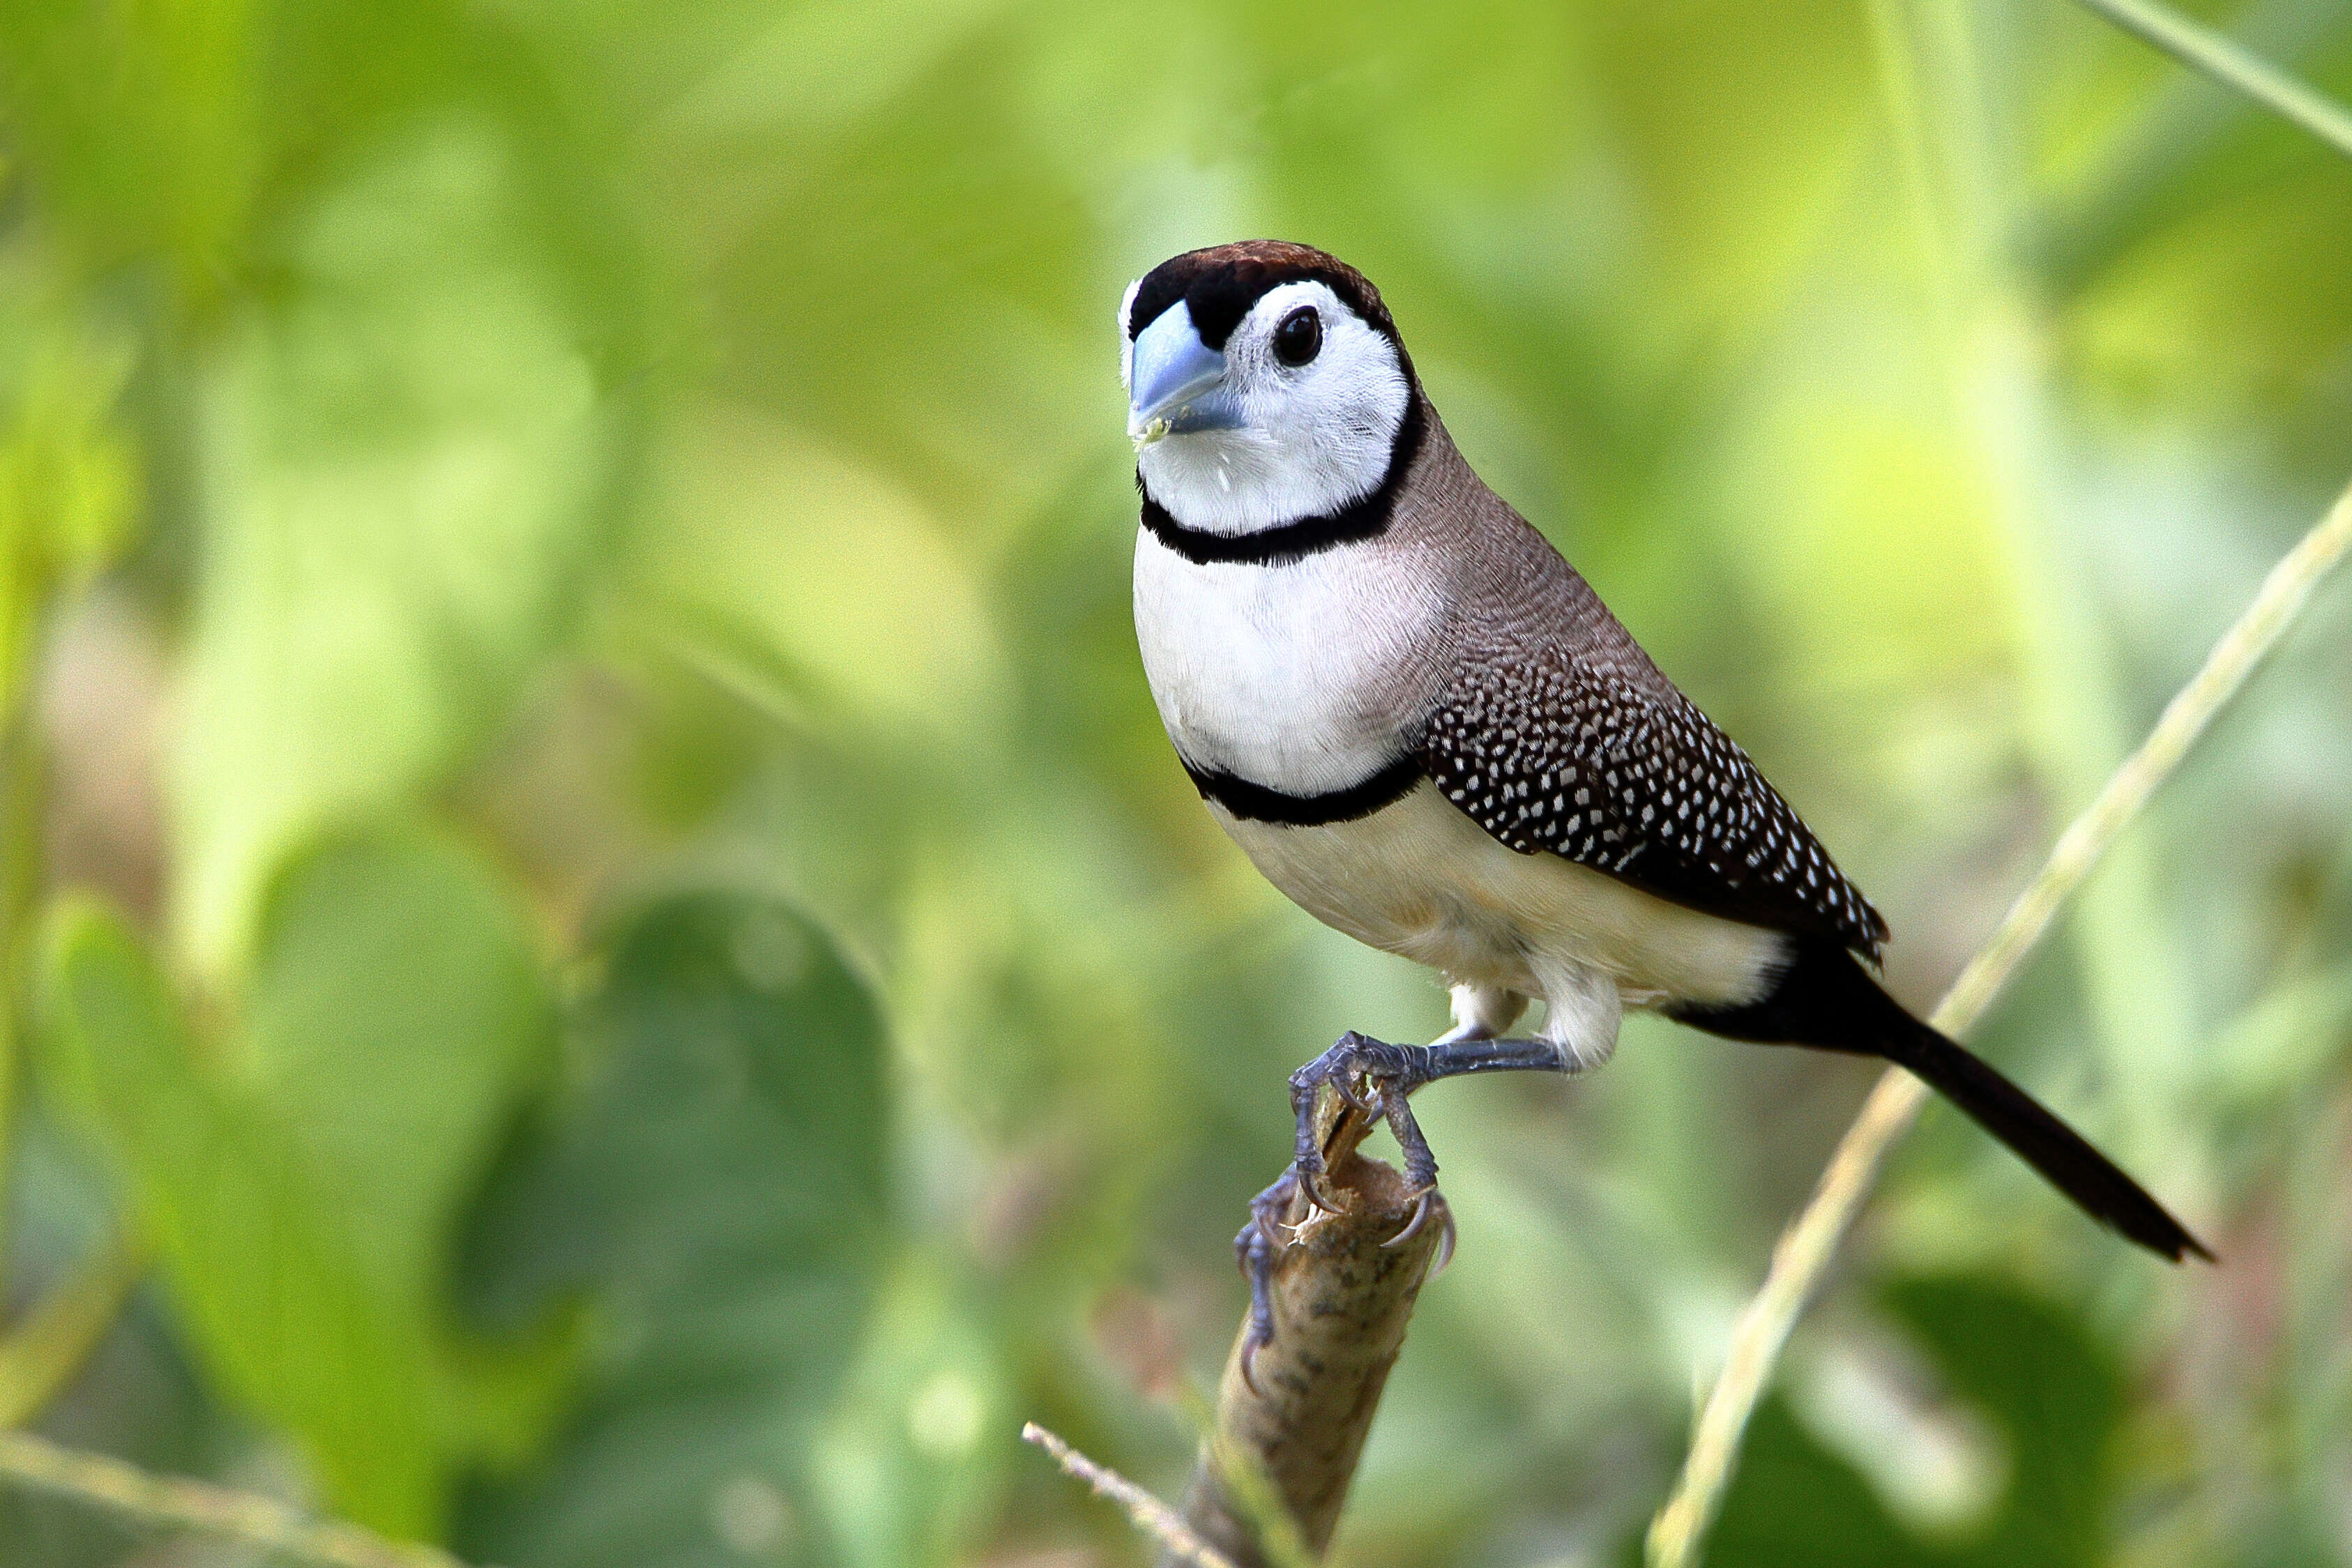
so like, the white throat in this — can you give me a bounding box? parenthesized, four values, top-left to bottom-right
(1139, 418, 1396, 535)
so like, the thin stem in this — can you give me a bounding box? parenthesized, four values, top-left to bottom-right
(0, 1430, 465, 1568)
(1648, 478, 2352, 1568)
(2031, 0, 2352, 290)
(0, 1232, 148, 1428)
(1021, 1423, 1238, 1568)
(2070, 0, 2352, 160)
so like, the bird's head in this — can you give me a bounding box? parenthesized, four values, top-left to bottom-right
(1123, 241, 1416, 536)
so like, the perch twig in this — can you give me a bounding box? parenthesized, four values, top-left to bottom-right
(1021, 1422, 1237, 1568)
(1162, 1081, 1446, 1567)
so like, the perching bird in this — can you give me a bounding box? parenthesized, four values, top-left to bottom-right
(1118, 241, 2205, 1346)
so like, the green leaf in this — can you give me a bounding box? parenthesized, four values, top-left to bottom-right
(238, 825, 556, 1315)
(0, 0, 264, 296)
(35, 898, 440, 1537)
(1885, 1275, 2126, 1568)
(1690, 1273, 2130, 1568)
(1692, 1396, 1950, 1568)
(638, 404, 1012, 756)
(171, 113, 616, 975)
(454, 891, 890, 1568)
(0, 1233, 147, 1429)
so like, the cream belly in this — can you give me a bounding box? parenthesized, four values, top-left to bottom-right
(1215, 778, 1786, 1012)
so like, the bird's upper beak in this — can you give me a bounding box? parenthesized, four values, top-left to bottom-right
(1128, 301, 1241, 442)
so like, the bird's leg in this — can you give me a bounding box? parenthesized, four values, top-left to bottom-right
(1235, 1167, 1298, 1392)
(1238, 1030, 1420, 1388)
(1367, 1034, 1570, 1247)
(1239, 1026, 1577, 1378)
(1287, 1030, 1568, 1220)
(1286, 1031, 1414, 1210)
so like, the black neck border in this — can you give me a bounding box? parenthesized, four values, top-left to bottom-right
(1181, 754, 1422, 826)
(1138, 395, 1425, 568)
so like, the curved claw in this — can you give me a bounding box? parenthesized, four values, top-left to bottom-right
(1295, 1159, 1344, 1216)
(1239, 1331, 1268, 1398)
(1429, 1199, 1457, 1275)
(1385, 1187, 1436, 1249)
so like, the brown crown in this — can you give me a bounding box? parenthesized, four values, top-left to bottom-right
(1127, 241, 1403, 357)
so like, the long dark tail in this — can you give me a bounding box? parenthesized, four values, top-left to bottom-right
(1672, 941, 2211, 1263)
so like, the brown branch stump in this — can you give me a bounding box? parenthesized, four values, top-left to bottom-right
(1165, 1088, 1445, 1566)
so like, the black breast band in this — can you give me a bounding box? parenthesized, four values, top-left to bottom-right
(1181, 755, 1423, 825)
(1139, 397, 1425, 568)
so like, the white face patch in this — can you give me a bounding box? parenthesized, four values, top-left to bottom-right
(1129, 281, 1409, 537)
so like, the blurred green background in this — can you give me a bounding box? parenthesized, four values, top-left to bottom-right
(2, 1, 2350, 1564)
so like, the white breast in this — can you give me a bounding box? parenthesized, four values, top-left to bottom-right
(1132, 527, 1439, 795)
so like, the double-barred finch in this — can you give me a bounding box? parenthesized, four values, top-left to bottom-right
(1119, 241, 2204, 1347)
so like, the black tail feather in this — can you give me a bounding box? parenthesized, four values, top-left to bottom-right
(1674, 943, 2212, 1263)
(1876, 1015, 2210, 1262)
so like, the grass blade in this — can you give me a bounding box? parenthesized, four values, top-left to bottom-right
(2070, 0, 2352, 160)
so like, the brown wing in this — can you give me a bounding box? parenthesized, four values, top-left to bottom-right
(1413, 651, 1888, 959)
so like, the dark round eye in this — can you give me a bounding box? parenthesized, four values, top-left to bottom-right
(1272, 305, 1322, 367)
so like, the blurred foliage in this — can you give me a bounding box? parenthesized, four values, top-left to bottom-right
(1701, 1276, 2130, 1568)
(455, 891, 903, 1568)
(0, 1, 2349, 1565)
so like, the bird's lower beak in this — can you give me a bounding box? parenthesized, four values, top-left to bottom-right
(1128, 302, 1240, 442)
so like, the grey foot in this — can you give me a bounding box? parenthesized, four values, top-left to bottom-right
(1236, 1030, 1565, 1378)
(1287, 1029, 1565, 1211)
(1235, 1168, 1297, 1395)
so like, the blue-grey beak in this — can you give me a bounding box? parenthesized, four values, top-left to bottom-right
(1129, 302, 1241, 439)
